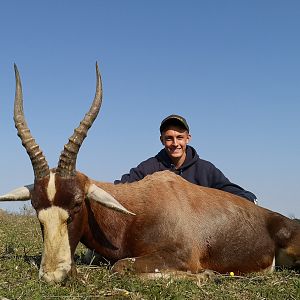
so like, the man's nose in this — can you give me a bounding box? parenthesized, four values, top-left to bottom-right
(172, 138, 178, 146)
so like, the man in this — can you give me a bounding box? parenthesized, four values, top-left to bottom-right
(115, 114, 257, 203)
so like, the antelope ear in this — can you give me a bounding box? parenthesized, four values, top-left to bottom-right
(87, 184, 135, 216)
(0, 184, 33, 201)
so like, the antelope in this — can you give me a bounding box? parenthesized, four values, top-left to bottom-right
(0, 64, 299, 284)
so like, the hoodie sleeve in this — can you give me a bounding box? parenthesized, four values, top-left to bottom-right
(209, 164, 257, 203)
(114, 157, 158, 184)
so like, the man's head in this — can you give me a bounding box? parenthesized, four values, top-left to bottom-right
(159, 115, 191, 168)
(160, 114, 189, 134)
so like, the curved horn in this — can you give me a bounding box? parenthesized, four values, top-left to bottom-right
(56, 62, 103, 178)
(0, 184, 33, 201)
(14, 64, 50, 180)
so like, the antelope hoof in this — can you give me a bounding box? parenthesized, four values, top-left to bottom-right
(111, 258, 136, 274)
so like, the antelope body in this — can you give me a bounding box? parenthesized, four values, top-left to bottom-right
(1, 64, 299, 284)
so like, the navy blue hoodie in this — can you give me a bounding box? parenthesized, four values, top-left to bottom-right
(115, 146, 257, 202)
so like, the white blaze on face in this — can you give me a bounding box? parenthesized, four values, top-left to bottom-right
(38, 206, 72, 283)
(47, 171, 56, 203)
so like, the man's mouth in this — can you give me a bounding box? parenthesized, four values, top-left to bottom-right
(170, 148, 181, 154)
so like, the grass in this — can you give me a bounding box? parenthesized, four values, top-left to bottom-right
(0, 208, 299, 300)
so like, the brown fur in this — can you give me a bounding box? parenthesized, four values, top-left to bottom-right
(37, 169, 300, 279)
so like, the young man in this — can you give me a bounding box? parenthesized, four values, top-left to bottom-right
(115, 114, 257, 203)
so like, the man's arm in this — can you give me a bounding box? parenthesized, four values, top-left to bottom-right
(209, 165, 257, 203)
(114, 166, 145, 184)
(218, 182, 257, 203)
(114, 158, 158, 184)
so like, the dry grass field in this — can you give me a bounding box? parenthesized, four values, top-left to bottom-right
(0, 207, 299, 300)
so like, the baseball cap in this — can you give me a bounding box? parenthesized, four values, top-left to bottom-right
(160, 114, 189, 133)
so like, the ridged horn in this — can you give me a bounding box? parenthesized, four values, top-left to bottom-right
(14, 64, 50, 180)
(56, 62, 103, 178)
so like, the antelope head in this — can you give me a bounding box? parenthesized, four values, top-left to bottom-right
(0, 64, 133, 283)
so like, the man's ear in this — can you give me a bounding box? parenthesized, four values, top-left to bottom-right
(160, 135, 164, 145)
(187, 134, 192, 143)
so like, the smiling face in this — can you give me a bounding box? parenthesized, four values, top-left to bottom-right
(160, 125, 191, 169)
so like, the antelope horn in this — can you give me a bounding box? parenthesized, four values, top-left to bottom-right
(0, 184, 33, 201)
(56, 62, 103, 178)
(14, 64, 50, 180)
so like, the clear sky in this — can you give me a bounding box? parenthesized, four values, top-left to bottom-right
(0, 1, 299, 218)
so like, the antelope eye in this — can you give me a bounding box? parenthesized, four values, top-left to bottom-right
(73, 204, 81, 213)
(67, 216, 72, 224)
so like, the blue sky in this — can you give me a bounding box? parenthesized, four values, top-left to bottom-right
(0, 1, 299, 217)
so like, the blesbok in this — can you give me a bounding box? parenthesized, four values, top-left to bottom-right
(0, 64, 300, 284)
